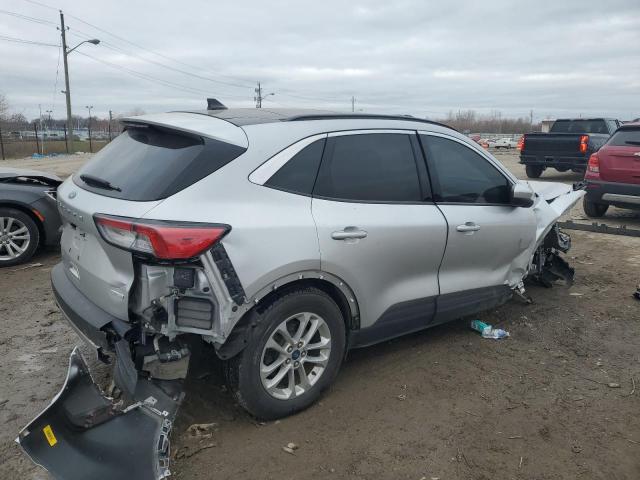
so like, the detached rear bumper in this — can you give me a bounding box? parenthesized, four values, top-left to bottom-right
(585, 180, 640, 209)
(16, 348, 179, 480)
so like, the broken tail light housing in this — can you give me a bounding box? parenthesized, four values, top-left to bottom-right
(586, 153, 600, 175)
(579, 135, 589, 154)
(94, 214, 230, 260)
(517, 136, 525, 151)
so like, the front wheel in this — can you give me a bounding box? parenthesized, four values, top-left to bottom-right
(225, 287, 346, 420)
(0, 208, 40, 267)
(583, 198, 609, 218)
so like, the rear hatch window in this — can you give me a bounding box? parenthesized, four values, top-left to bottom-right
(550, 120, 608, 134)
(607, 128, 640, 146)
(74, 124, 247, 201)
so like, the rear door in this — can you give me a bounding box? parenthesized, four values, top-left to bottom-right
(419, 132, 536, 320)
(311, 131, 447, 335)
(598, 127, 640, 184)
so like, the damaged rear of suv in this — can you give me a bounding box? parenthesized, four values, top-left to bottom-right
(18, 107, 585, 479)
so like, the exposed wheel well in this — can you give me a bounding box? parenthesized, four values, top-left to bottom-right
(214, 278, 359, 360)
(0, 202, 45, 245)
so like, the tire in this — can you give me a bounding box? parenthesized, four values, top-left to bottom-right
(224, 287, 346, 420)
(555, 167, 569, 172)
(0, 208, 40, 267)
(525, 165, 544, 178)
(583, 198, 609, 218)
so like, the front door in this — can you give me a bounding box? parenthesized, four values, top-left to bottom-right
(311, 131, 447, 343)
(419, 132, 536, 321)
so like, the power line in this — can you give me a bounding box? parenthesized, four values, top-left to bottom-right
(66, 30, 255, 92)
(0, 34, 58, 47)
(65, 13, 256, 89)
(0, 8, 57, 26)
(75, 50, 250, 100)
(19, 0, 59, 11)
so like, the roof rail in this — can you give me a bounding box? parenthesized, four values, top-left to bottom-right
(286, 113, 457, 131)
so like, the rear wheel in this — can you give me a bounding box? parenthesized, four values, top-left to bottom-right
(525, 165, 544, 178)
(583, 198, 609, 218)
(0, 208, 39, 267)
(225, 287, 346, 420)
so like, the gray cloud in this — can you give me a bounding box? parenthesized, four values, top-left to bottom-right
(1, 0, 639, 121)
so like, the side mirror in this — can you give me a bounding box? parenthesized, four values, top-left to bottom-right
(511, 182, 535, 207)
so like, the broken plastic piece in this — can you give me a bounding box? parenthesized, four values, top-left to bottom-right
(16, 347, 183, 480)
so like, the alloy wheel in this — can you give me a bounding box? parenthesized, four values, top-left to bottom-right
(260, 312, 332, 400)
(0, 217, 31, 261)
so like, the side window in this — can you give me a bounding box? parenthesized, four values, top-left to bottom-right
(421, 135, 511, 204)
(265, 138, 325, 195)
(314, 133, 422, 202)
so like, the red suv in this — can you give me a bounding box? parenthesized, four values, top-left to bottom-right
(583, 123, 640, 217)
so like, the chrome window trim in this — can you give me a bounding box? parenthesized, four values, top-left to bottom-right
(417, 130, 518, 184)
(249, 133, 327, 186)
(327, 129, 416, 137)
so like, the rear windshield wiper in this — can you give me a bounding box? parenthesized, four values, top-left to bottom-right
(80, 174, 121, 192)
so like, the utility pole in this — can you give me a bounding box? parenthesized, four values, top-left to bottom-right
(59, 10, 100, 154)
(351, 96, 355, 113)
(530, 110, 533, 128)
(108, 109, 113, 141)
(85, 105, 93, 153)
(254, 82, 274, 108)
(254, 82, 262, 108)
(60, 11, 73, 153)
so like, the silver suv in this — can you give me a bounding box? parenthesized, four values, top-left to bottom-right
(52, 107, 583, 422)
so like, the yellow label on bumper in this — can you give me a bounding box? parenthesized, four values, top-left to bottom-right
(43, 425, 57, 447)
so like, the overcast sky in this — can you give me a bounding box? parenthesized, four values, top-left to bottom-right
(1, 0, 639, 121)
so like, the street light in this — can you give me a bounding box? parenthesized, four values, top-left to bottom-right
(85, 105, 93, 153)
(59, 10, 99, 153)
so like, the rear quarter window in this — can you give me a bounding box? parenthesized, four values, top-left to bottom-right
(74, 126, 246, 201)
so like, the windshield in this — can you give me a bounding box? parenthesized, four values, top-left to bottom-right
(74, 126, 246, 201)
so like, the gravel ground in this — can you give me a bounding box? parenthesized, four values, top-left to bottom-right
(1, 150, 639, 480)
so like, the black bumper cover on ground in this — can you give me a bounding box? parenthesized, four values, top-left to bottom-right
(20, 264, 186, 479)
(17, 348, 181, 480)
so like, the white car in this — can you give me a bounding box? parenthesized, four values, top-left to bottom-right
(493, 137, 519, 149)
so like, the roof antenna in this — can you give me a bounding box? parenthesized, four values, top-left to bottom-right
(207, 98, 227, 111)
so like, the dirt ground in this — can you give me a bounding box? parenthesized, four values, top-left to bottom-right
(1, 151, 639, 480)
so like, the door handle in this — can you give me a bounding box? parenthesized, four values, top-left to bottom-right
(456, 222, 481, 233)
(331, 228, 368, 240)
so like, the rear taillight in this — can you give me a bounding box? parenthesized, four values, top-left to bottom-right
(517, 136, 525, 151)
(94, 214, 229, 260)
(579, 135, 589, 154)
(587, 153, 600, 174)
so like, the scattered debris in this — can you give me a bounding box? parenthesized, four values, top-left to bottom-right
(282, 442, 299, 454)
(174, 442, 216, 460)
(10, 263, 43, 272)
(608, 382, 621, 389)
(519, 456, 523, 469)
(397, 394, 407, 401)
(470, 320, 509, 339)
(186, 422, 217, 438)
(508, 435, 523, 439)
(569, 292, 584, 297)
(558, 220, 640, 238)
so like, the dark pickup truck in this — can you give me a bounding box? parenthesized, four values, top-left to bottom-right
(519, 118, 620, 178)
